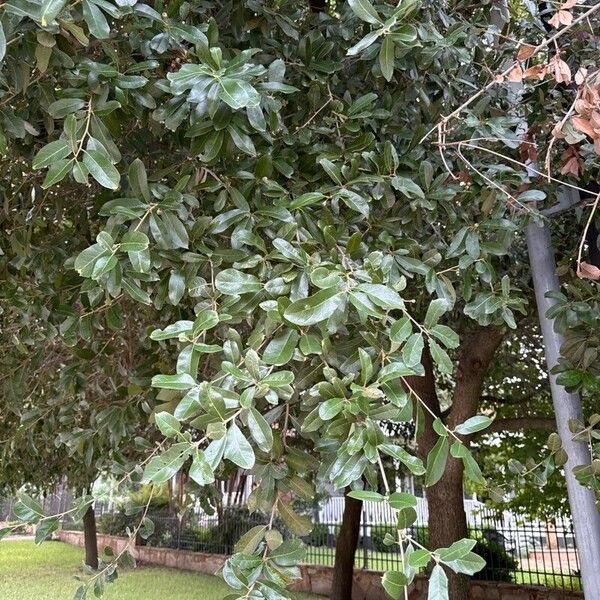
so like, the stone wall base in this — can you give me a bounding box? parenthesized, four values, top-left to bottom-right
(55, 530, 583, 600)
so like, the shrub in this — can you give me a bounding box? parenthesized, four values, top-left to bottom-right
(96, 511, 136, 536)
(310, 523, 330, 547)
(471, 540, 518, 582)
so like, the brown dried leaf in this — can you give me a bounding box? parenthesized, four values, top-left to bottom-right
(572, 116, 596, 139)
(560, 156, 580, 177)
(550, 56, 572, 84)
(524, 64, 547, 80)
(578, 262, 600, 280)
(561, 0, 577, 9)
(517, 44, 536, 61)
(574, 98, 591, 115)
(507, 64, 524, 82)
(548, 10, 573, 28)
(575, 67, 588, 85)
(548, 12, 562, 28)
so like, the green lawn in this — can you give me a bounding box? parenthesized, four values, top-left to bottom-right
(0, 540, 323, 599)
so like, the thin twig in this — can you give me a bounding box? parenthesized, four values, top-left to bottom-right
(420, 1, 600, 143)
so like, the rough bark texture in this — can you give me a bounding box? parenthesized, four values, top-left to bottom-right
(330, 491, 362, 600)
(413, 326, 504, 600)
(83, 504, 99, 570)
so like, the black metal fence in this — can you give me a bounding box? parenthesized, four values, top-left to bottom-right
(58, 497, 582, 592)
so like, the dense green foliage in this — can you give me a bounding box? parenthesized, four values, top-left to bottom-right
(1, 0, 600, 599)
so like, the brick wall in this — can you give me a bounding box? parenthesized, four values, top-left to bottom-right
(55, 530, 583, 600)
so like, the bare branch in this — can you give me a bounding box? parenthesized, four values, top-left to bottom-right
(485, 417, 556, 434)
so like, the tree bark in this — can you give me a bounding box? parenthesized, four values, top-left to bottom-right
(83, 504, 98, 570)
(413, 326, 503, 600)
(330, 491, 362, 600)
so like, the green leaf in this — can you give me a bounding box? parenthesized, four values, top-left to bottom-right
(219, 78, 261, 110)
(32, 140, 71, 169)
(13, 494, 44, 524)
(348, 0, 382, 24)
(390, 316, 412, 344)
(379, 36, 395, 82)
(347, 31, 381, 56)
(262, 370, 294, 387)
(425, 436, 449, 487)
(454, 415, 493, 435)
(128, 159, 151, 202)
(358, 284, 404, 309)
(151, 373, 196, 390)
(382, 571, 407, 599)
(193, 309, 219, 334)
(318, 397, 344, 421)
(120, 231, 149, 252)
(42, 159, 73, 188)
(318, 158, 343, 186)
(215, 269, 263, 295)
(396, 506, 417, 529)
(40, 0, 67, 25)
(430, 325, 459, 349)
(444, 552, 486, 576)
(139, 517, 154, 540)
(74, 244, 107, 278)
(234, 525, 266, 554)
(224, 423, 255, 469)
(407, 549, 431, 568)
(391, 176, 424, 199)
(436, 539, 476, 562)
(428, 564, 449, 600)
(424, 299, 450, 328)
(168, 270, 186, 305)
(288, 192, 325, 210)
(270, 538, 306, 566)
(402, 333, 424, 368)
(347, 490, 384, 502)
(189, 450, 215, 486)
(247, 407, 273, 452)
(277, 501, 312, 536)
(380, 444, 425, 475)
(284, 288, 344, 326)
(388, 491, 417, 510)
(141, 443, 190, 483)
(154, 411, 181, 437)
(35, 517, 59, 543)
(47, 98, 86, 118)
(263, 329, 299, 366)
(338, 189, 369, 217)
(0, 22, 6, 62)
(200, 130, 225, 161)
(83, 149, 120, 190)
(82, 0, 110, 39)
(429, 340, 453, 375)
(150, 320, 194, 341)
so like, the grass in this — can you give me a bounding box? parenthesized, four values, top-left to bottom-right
(0, 540, 323, 599)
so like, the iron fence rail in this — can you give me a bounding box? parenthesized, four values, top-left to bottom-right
(1, 494, 581, 592)
(88, 500, 583, 591)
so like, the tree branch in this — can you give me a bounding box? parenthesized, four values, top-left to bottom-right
(480, 394, 532, 406)
(484, 417, 556, 434)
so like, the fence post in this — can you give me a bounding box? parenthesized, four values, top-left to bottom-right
(362, 509, 368, 569)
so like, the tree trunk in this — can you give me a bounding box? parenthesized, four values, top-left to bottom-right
(330, 491, 362, 600)
(83, 504, 98, 570)
(413, 327, 504, 600)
